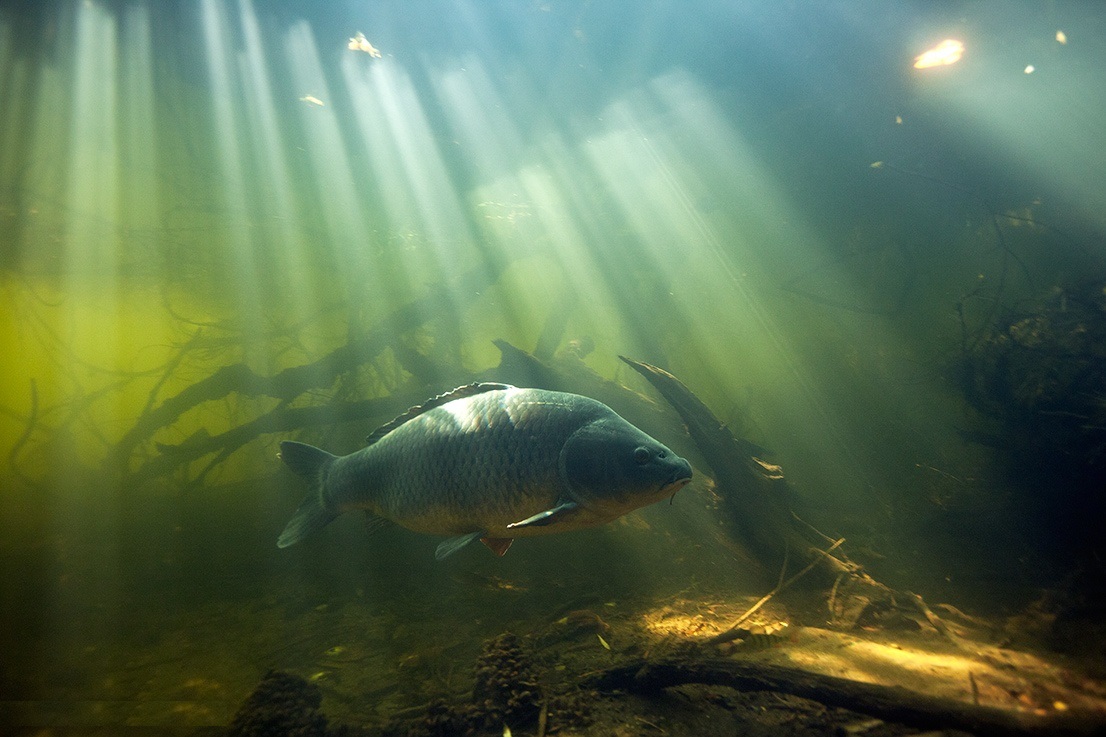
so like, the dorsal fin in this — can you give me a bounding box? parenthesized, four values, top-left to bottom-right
(365, 382, 514, 445)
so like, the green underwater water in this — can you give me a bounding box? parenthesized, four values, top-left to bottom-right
(2, 0, 1106, 732)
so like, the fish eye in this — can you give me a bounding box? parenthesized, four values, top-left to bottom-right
(633, 446, 651, 465)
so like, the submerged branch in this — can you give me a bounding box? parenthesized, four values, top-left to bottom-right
(7, 379, 39, 483)
(708, 538, 845, 645)
(104, 260, 505, 478)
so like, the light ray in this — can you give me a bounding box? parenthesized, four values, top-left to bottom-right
(236, 0, 314, 316)
(342, 55, 473, 280)
(119, 3, 158, 242)
(429, 56, 539, 341)
(282, 20, 391, 338)
(65, 0, 119, 278)
(200, 0, 263, 323)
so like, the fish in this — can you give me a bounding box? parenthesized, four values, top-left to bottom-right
(277, 383, 692, 560)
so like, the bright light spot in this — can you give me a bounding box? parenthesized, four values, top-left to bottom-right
(348, 31, 381, 57)
(913, 39, 964, 69)
(641, 607, 726, 637)
(639, 599, 779, 638)
(895, 115, 903, 124)
(299, 94, 324, 106)
(1055, 30, 1067, 45)
(1024, 65, 1035, 74)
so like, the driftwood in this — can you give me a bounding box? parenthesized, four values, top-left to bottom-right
(618, 357, 884, 591)
(615, 357, 982, 642)
(588, 657, 1105, 737)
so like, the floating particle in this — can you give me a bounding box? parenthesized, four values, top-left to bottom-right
(299, 95, 325, 106)
(1024, 65, 1035, 74)
(1056, 30, 1067, 45)
(348, 31, 382, 58)
(913, 39, 964, 69)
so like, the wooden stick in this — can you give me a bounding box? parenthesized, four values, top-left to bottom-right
(907, 591, 969, 650)
(708, 538, 844, 645)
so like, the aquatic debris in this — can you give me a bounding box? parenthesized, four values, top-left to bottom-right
(348, 31, 382, 57)
(227, 670, 328, 737)
(733, 624, 791, 652)
(955, 279, 1106, 564)
(913, 39, 964, 69)
(473, 633, 542, 728)
(597, 634, 611, 650)
(405, 632, 593, 737)
(1056, 30, 1067, 45)
(1024, 65, 1036, 74)
(299, 95, 325, 107)
(539, 609, 611, 648)
(840, 717, 884, 734)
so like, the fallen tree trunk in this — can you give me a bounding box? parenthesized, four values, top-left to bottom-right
(618, 357, 866, 581)
(589, 657, 1105, 737)
(617, 356, 929, 636)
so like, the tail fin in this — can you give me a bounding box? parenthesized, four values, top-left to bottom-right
(277, 441, 339, 548)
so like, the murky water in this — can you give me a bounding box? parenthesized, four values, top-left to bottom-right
(2, 1, 1105, 733)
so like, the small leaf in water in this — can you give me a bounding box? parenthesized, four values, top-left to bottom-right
(502, 725, 512, 737)
(597, 634, 610, 650)
(325, 645, 345, 656)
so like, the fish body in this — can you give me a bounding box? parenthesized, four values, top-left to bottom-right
(277, 383, 692, 559)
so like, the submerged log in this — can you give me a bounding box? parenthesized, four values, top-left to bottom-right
(618, 356, 905, 633)
(619, 358, 853, 576)
(589, 657, 1104, 737)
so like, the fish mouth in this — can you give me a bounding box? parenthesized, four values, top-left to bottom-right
(663, 460, 690, 486)
(661, 464, 693, 494)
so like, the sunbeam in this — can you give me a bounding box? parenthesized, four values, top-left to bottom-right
(2, 2, 1106, 732)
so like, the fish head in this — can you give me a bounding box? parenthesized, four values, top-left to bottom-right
(560, 416, 693, 520)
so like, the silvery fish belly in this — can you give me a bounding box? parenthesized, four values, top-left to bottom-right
(276, 383, 693, 560)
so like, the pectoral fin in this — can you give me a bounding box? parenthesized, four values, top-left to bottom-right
(435, 531, 484, 560)
(506, 500, 579, 529)
(480, 537, 514, 556)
